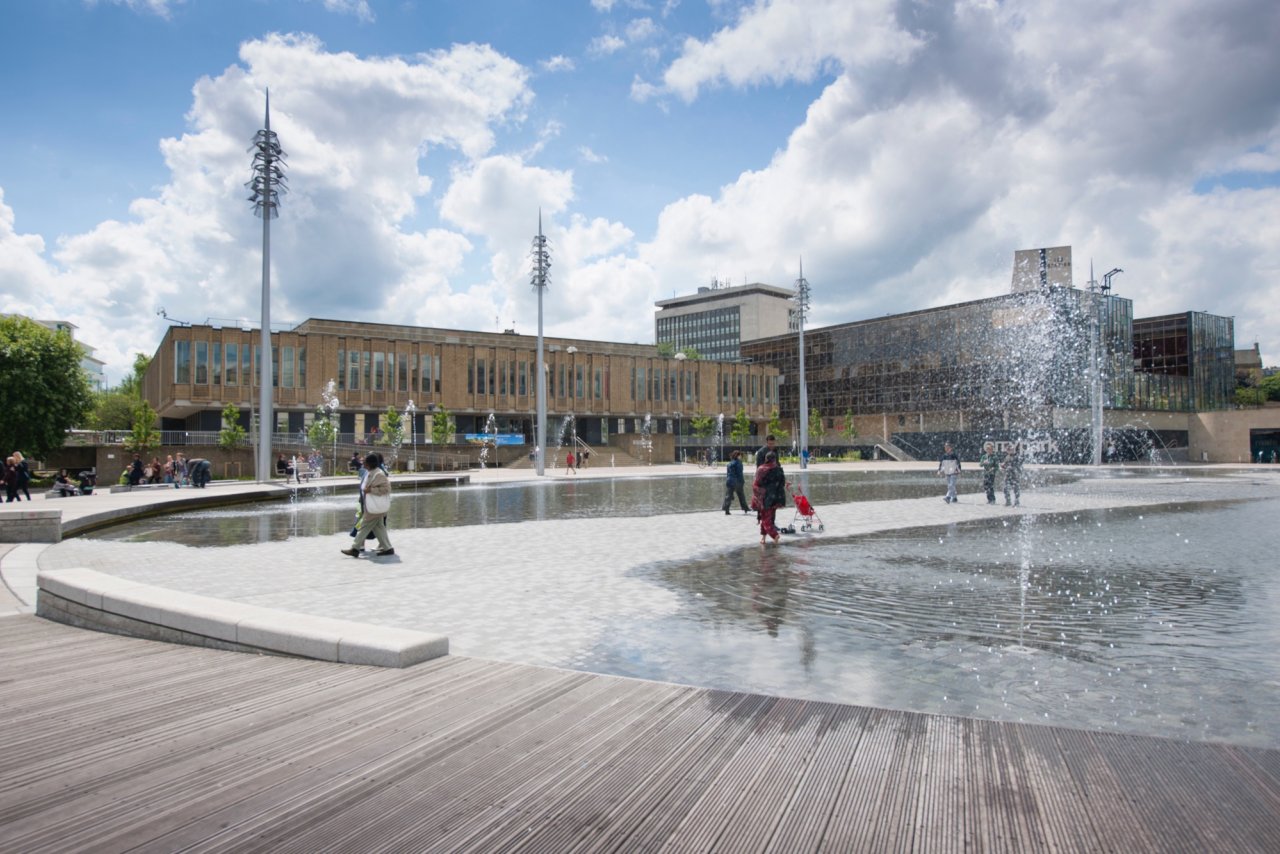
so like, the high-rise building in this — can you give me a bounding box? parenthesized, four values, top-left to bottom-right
(654, 281, 794, 361)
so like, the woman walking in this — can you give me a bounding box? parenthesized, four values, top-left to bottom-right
(12, 451, 32, 500)
(342, 453, 394, 557)
(751, 451, 788, 544)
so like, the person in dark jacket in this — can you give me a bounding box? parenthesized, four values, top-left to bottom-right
(978, 441, 1000, 505)
(12, 451, 32, 500)
(751, 451, 788, 544)
(1002, 442, 1024, 506)
(128, 454, 144, 486)
(722, 450, 749, 514)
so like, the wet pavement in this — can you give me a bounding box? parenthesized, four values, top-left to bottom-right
(7, 461, 1280, 746)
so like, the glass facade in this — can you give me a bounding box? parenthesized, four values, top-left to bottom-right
(655, 306, 742, 360)
(1131, 312, 1235, 411)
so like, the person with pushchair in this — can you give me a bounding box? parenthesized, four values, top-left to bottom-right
(751, 451, 788, 544)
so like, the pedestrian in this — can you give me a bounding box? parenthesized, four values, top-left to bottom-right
(722, 449, 749, 514)
(938, 441, 961, 504)
(174, 453, 187, 488)
(342, 453, 394, 558)
(751, 451, 788, 544)
(4, 456, 21, 503)
(755, 434, 778, 467)
(581, 449, 590, 468)
(128, 454, 144, 486)
(979, 441, 1000, 504)
(1002, 441, 1024, 506)
(564, 450, 576, 474)
(12, 451, 32, 500)
(348, 451, 363, 473)
(163, 454, 176, 485)
(186, 458, 212, 488)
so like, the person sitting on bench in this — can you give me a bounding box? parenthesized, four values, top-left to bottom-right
(77, 469, 97, 495)
(52, 469, 79, 497)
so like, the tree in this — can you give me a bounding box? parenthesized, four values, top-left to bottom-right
(840, 410, 858, 443)
(0, 315, 94, 459)
(307, 405, 336, 449)
(218, 403, 246, 451)
(1261, 372, 1280, 401)
(430, 407, 454, 445)
(88, 391, 137, 430)
(123, 400, 160, 457)
(656, 341, 675, 358)
(730, 408, 753, 444)
(766, 409, 789, 444)
(381, 405, 404, 448)
(690, 413, 716, 439)
(808, 408, 824, 444)
(679, 346, 701, 360)
(116, 353, 151, 400)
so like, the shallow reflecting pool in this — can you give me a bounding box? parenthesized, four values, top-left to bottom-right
(72, 469, 1280, 747)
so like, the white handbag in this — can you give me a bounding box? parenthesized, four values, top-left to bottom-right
(364, 490, 391, 514)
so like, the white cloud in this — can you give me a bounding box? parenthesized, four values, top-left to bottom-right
(577, 146, 608, 164)
(317, 0, 374, 23)
(634, 0, 1280, 361)
(540, 55, 576, 73)
(625, 17, 658, 42)
(589, 34, 626, 56)
(85, 0, 179, 19)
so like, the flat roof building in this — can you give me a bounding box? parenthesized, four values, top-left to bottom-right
(654, 281, 795, 361)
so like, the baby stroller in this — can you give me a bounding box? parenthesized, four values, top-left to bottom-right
(788, 485, 824, 533)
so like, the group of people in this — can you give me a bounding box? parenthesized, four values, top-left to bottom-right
(562, 449, 590, 474)
(721, 434, 790, 545)
(4, 452, 32, 503)
(341, 452, 394, 558)
(941, 440, 1024, 506)
(127, 453, 198, 488)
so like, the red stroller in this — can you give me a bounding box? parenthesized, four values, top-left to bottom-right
(788, 485, 825, 533)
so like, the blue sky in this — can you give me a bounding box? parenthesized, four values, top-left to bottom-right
(2, 0, 1279, 383)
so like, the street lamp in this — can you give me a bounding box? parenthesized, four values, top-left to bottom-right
(795, 258, 811, 469)
(405, 399, 416, 471)
(531, 212, 551, 476)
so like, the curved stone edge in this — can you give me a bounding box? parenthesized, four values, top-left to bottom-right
(36, 567, 448, 668)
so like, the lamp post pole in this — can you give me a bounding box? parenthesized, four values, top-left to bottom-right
(531, 212, 551, 476)
(247, 90, 287, 483)
(796, 259, 811, 470)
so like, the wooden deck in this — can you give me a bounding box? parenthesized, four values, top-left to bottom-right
(1, 616, 1277, 852)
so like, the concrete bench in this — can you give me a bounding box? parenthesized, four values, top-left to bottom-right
(36, 568, 448, 668)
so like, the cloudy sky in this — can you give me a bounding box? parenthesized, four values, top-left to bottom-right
(2, 0, 1278, 384)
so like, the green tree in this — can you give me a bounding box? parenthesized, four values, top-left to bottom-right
(88, 391, 138, 430)
(678, 346, 701, 360)
(1261, 372, 1280, 401)
(840, 410, 859, 443)
(766, 409, 789, 444)
(116, 353, 151, 400)
(430, 407, 454, 444)
(122, 400, 160, 457)
(218, 403, 246, 451)
(381, 405, 404, 448)
(0, 315, 94, 459)
(656, 341, 675, 358)
(307, 406, 336, 449)
(690, 412, 716, 439)
(808, 408, 824, 444)
(729, 408, 753, 444)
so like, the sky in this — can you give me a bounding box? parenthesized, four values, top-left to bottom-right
(2, 0, 1279, 385)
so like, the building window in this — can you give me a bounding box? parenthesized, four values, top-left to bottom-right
(348, 350, 360, 390)
(374, 352, 385, 391)
(281, 346, 294, 388)
(212, 342, 222, 386)
(298, 346, 306, 389)
(398, 353, 407, 392)
(242, 344, 252, 387)
(195, 341, 208, 384)
(226, 343, 238, 386)
(174, 340, 191, 383)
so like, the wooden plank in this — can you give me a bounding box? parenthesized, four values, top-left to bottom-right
(1, 616, 1279, 853)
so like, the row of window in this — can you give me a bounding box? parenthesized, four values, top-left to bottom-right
(335, 349, 442, 394)
(173, 341, 306, 389)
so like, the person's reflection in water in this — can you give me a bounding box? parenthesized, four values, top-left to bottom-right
(751, 549, 808, 638)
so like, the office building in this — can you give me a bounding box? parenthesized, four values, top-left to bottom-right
(654, 281, 795, 361)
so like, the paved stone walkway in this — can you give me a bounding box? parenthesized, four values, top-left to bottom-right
(16, 463, 1280, 674)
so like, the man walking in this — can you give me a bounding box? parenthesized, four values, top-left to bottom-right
(755, 434, 777, 467)
(722, 450, 749, 514)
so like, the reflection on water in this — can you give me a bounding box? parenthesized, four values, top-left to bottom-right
(601, 498, 1280, 746)
(85, 470, 1053, 545)
(74, 469, 1279, 746)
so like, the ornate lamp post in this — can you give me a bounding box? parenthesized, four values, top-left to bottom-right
(405, 399, 417, 471)
(247, 90, 287, 483)
(531, 212, 551, 476)
(795, 259, 811, 469)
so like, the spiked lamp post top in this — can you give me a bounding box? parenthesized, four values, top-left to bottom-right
(531, 211, 551, 476)
(247, 91, 287, 483)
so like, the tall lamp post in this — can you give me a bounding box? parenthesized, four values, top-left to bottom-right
(795, 259, 811, 469)
(247, 90, 287, 483)
(531, 211, 551, 476)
